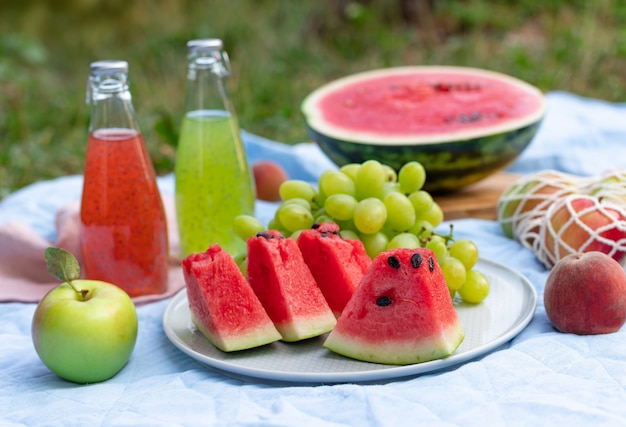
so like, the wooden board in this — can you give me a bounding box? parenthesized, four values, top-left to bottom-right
(434, 172, 521, 221)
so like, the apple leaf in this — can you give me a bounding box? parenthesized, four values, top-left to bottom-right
(45, 247, 81, 283)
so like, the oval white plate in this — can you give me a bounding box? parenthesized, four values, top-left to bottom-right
(163, 258, 537, 384)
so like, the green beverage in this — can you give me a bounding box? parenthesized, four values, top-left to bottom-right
(175, 110, 255, 258)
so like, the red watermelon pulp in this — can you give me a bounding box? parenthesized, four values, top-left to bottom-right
(182, 245, 282, 352)
(297, 222, 371, 317)
(247, 230, 337, 342)
(324, 247, 464, 365)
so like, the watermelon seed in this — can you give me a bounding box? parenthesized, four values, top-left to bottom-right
(410, 253, 422, 269)
(428, 256, 435, 272)
(387, 256, 401, 269)
(312, 223, 320, 229)
(431, 82, 481, 92)
(376, 296, 393, 307)
(458, 112, 482, 123)
(256, 231, 273, 240)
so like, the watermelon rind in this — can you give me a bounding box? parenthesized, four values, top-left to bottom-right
(190, 312, 282, 353)
(302, 66, 546, 193)
(324, 321, 464, 365)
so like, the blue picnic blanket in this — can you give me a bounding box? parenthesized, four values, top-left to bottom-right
(2, 91, 626, 426)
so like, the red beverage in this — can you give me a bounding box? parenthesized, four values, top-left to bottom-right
(80, 128, 169, 297)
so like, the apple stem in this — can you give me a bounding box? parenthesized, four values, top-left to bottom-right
(66, 280, 90, 301)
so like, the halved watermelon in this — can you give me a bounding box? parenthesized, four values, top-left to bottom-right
(182, 245, 282, 352)
(324, 247, 464, 365)
(302, 66, 546, 192)
(297, 222, 371, 317)
(246, 230, 337, 342)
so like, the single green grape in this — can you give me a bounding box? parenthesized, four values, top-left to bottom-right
(281, 197, 312, 210)
(360, 231, 389, 258)
(387, 232, 420, 250)
(355, 160, 386, 200)
(318, 170, 356, 197)
(313, 189, 326, 209)
(382, 164, 398, 183)
(315, 214, 335, 224)
(418, 202, 444, 227)
(382, 182, 402, 198)
(339, 229, 360, 240)
(289, 229, 305, 241)
(339, 163, 361, 182)
(398, 161, 426, 194)
(408, 190, 434, 215)
(267, 224, 288, 237)
(408, 219, 435, 239)
(279, 179, 317, 202)
(353, 197, 387, 234)
(449, 239, 479, 270)
(277, 203, 315, 232)
(439, 256, 467, 291)
(267, 216, 285, 232)
(324, 193, 358, 221)
(425, 237, 448, 260)
(458, 269, 490, 304)
(383, 192, 416, 232)
(232, 215, 266, 241)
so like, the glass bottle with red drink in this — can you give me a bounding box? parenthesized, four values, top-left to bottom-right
(80, 60, 169, 297)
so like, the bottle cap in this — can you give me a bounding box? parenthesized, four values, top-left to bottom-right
(187, 39, 223, 51)
(90, 60, 128, 76)
(186, 39, 230, 76)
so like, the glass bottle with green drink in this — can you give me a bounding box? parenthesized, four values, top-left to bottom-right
(175, 39, 255, 259)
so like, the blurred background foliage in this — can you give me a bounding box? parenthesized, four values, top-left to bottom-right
(1, 0, 625, 199)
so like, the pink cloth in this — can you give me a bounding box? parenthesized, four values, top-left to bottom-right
(0, 197, 185, 305)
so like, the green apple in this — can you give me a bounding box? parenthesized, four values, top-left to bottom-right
(31, 248, 138, 384)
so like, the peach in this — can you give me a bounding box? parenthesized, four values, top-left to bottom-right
(252, 160, 288, 202)
(544, 251, 626, 335)
(542, 195, 626, 267)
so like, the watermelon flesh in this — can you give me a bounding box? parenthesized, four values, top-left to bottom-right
(182, 244, 282, 352)
(297, 222, 371, 317)
(324, 248, 464, 365)
(247, 230, 337, 342)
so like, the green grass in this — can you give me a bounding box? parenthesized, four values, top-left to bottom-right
(2, 0, 626, 199)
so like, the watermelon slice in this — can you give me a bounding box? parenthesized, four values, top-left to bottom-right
(182, 244, 282, 352)
(324, 247, 464, 365)
(297, 222, 371, 317)
(246, 230, 337, 342)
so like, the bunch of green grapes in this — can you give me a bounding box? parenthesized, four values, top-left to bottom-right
(233, 159, 489, 304)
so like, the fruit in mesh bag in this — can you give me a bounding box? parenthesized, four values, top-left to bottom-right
(497, 170, 577, 243)
(544, 251, 626, 335)
(539, 194, 626, 268)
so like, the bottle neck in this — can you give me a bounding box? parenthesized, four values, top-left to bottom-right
(87, 73, 140, 132)
(184, 51, 236, 115)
